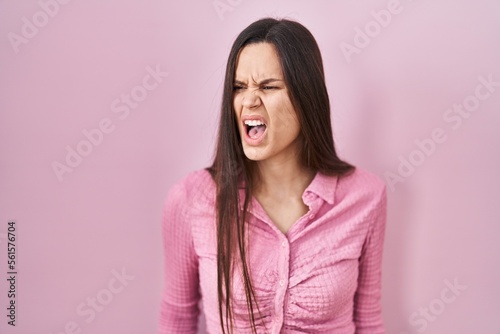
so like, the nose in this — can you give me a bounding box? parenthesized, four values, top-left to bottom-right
(241, 89, 261, 109)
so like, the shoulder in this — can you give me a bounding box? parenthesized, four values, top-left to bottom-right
(335, 166, 387, 211)
(163, 168, 216, 212)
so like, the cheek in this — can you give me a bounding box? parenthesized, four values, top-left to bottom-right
(284, 119, 301, 141)
(270, 101, 300, 135)
(233, 96, 239, 112)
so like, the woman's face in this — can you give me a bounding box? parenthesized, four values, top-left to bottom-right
(233, 42, 301, 164)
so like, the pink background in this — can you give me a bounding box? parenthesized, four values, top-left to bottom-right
(1, 1, 499, 333)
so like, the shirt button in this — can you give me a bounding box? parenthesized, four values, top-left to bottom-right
(309, 213, 315, 219)
(279, 280, 284, 286)
(281, 241, 286, 247)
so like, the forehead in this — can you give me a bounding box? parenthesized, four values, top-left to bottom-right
(235, 43, 283, 81)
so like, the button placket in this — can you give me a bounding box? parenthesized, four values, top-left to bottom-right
(273, 236, 289, 331)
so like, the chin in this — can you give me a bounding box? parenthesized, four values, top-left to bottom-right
(242, 146, 268, 161)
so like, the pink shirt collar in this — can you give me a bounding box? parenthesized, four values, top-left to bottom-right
(237, 171, 338, 209)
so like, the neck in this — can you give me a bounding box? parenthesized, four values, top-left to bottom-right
(252, 151, 315, 200)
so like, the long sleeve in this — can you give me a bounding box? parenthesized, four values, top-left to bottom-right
(353, 185, 387, 333)
(158, 180, 201, 334)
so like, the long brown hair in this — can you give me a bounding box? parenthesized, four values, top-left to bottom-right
(206, 18, 354, 334)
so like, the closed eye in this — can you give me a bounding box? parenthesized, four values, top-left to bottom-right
(261, 86, 278, 90)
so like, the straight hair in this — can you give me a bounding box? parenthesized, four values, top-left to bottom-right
(207, 17, 354, 334)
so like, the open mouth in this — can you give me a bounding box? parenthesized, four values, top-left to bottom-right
(244, 119, 267, 139)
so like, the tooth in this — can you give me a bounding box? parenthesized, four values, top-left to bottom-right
(245, 119, 264, 126)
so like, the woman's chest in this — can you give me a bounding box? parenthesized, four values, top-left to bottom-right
(191, 211, 368, 323)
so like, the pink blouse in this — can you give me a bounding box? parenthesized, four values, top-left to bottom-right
(158, 167, 387, 333)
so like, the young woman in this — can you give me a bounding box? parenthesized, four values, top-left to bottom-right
(159, 18, 387, 334)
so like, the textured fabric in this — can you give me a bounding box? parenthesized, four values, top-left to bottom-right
(158, 167, 387, 334)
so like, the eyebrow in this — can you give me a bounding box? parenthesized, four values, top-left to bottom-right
(234, 78, 283, 85)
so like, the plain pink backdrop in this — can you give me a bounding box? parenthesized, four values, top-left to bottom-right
(1, 1, 499, 333)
